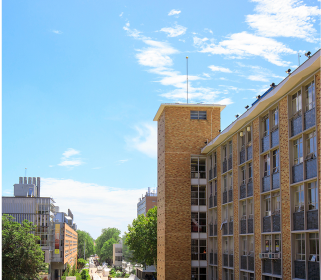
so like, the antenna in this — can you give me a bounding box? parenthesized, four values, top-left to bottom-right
(186, 56, 188, 104)
(298, 53, 301, 66)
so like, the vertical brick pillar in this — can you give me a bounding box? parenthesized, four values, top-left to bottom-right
(232, 134, 240, 279)
(279, 96, 291, 279)
(216, 148, 222, 278)
(252, 117, 262, 278)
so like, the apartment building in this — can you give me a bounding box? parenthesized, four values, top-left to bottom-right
(154, 50, 320, 280)
(137, 187, 157, 216)
(113, 240, 123, 268)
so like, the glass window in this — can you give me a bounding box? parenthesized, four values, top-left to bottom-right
(213, 152, 217, 165)
(228, 173, 233, 190)
(308, 181, 318, 210)
(191, 212, 199, 233)
(264, 194, 271, 216)
(199, 159, 206, 179)
(292, 91, 302, 116)
(272, 192, 281, 214)
(241, 200, 246, 217)
(223, 145, 227, 161)
(247, 127, 252, 144)
(309, 233, 319, 261)
(306, 131, 317, 158)
(249, 236, 254, 253)
(241, 166, 246, 185)
(262, 115, 269, 137)
(294, 185, 304, 212)
(248, 162, 252, 181)
(305, 81, 315, 111)
(274, 234, 281, 253)
(199, 240, 207, 260)
(191, 186, 198, 206)
(191, 111, 207, 120)
(272, 149, 279, 173)
(264, 154, 270, 177)
(296, 233, 305, 260)
(265, 235, 272, 252)
(191, 158, 198, 178)
(199, 186, 206, 206)
(223, 175, 227, 192)
(248, 199, 253, 216)
(272, 108, 278, 127)
(293, 138, 303, 165)
(224, 238, 228, 254)
(240, 131, 245, 149)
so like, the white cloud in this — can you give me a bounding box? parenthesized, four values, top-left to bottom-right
(160, 24, 187, 37)
(194, 32, 296, 66)
(247, 75, 269, 82)
(208, 65, 232, 73)
(118, 159, 129, 164)
(58, 148, 83, 167)
(246, 0, 321, 42)
(168, 9, 181, 16)
(119, 12, 123, 17)
(204, 28, 213, 34)
(127, 123, 157, 158)
(203, 73, 210, 78)
(52, 30, 62, 34)
(41, 178, 147, 238)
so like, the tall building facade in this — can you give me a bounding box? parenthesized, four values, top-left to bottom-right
(155, 50, 320, 280)
(137, 187, 157, 216)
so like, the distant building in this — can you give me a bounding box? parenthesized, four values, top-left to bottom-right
(2, 177, 78, 280)
(113, 240, 123, 267)
(137, 187, 157, 216)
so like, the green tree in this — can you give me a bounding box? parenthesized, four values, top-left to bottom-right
(100, 237, 118, 264)
(125, 207, 157, 266)
(80, 269, 90, 280)
(77, 230, 95, 259)
(121, 235, 133, 262)
(96, 227, 120, 258)
(2, 214, 46, 280)
(77, 258, 87, 270)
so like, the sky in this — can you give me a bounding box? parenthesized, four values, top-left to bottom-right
(2, 0, 321, 239)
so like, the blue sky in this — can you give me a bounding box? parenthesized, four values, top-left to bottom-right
(3, 0, 320, 238)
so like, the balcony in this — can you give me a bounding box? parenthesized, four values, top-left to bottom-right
(263, 216, 271, 232)
(272, 213, 281, 232)
(229, 221, 233, 235)
(241, 255, 247, 270)
(213, 166, 217, 178)
(306, 157, 317, 179)
(223, 191, 227, 204)
(307, 209, 318, 230)
(240, 149, 246, 165)
(305, 107, 315, 130)
(263, 259, 272, 274)
(293, 163, 304, 183)
(223, 160, 227, 173)
(273, 259, 282, 275)
(291, 114, 302, 137)
(209, 195, 213, 208)
(210, 252, 213, 265)
(240, 218, 246, 234)
(272, 172, 280, 189)
(214, 195, 217, 207)
(240, 183, 246, 199)
(228, 189, 233, 203)
(223, 254, 229, 267)
(228, 156, 232, 170)
(248, 255, 254, 271)
(209, 169, 212, 181)
(248, 216, 254, 233)
(293, 211, 304, 230)
(209, 224, 213, 236)
(262, 135, 270, 153)
(294, 260, 305, 279)
(247, 180, 253, 197)
(214, 253, 217, 265)
(262, 176, 270, 192)
(222, 223, 228, 235)
(308, 261, 320, 279)
(247, 144, 252, 160)
(229, 254, 233, 268)
(214, 224, 217, 236)
(271, 128, 279, 147)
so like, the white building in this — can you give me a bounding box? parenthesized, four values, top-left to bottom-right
(113, 240, 123, 267)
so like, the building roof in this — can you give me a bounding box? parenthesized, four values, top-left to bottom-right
(201, 49, 321, 154)
(153, 103, 226, 121)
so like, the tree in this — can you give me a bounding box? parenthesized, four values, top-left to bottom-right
(77, 258, 87, 270)
(2, 214, 46, 280)
(95, 227, 120, 259)
(125, 207, 157, 266)
(121, 235, 133, 262)
(77, 230, 95, 259)
(100, 237, 118, 264)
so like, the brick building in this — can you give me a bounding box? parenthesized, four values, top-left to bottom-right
(154, 49, 320, 280)
(137, 187, 157, 216)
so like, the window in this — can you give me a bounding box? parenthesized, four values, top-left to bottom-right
(272, 149, 279, 173)
(191, 212, 206, 233)
(264, 194, 271, 216)
(263, 154, 270, 177)
(229, 141, 233, 158)
(293, 138, 303, 165)
(309, 233, 319, 261)
(240, 131, 245, 149)
(210, 182, 213, 195)
(191, 111, 207, 120)
(294, 185, 304, 212)
(262, 115, 269, 137)
(199, 240, 207, 260)
(296, 234, 305, 260)
(274, 234, 281, 253)
(191, 186, 198, 206)
(272, 192, 281, 214)
(272, 108, 278, 128)
(305, 81, 315, 111)
(249, 236, 254, 253)
(292, 91, 302, 116)
(248, 163, 252, 181)
(223, 175, 227, 192)
(248, 199, 253, 216)
(247, 127, 252, 144)
(224, 238, 228, 254)
(241, 166, 246, 185)
(265, 235, 272, 252)
(191, 158, 198, 178)
(306, 131, 317, 158)
(241, 201, 246, 217)
(223, 145, 227, 161)
(228, 173, 233, 190)
(191, 240, 198, 260)
(308, 181, 318, 210)
(209, 155, 212, 169)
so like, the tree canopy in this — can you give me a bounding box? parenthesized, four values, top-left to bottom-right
(77, 230, 95, 259)
(121, 235, 133, 262)
(95, 227, 121, 263)
(125, 206, 157, 266)
(2, 214, 46, 280)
